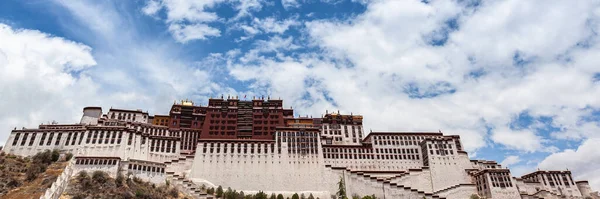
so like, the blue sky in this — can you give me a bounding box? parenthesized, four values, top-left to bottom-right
(1, 0, 600, 189)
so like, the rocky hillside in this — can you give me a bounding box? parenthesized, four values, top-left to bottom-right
(61, 170, 186, 199)
(0, 150, 68, 199)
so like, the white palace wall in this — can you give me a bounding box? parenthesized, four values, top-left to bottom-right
(189, 141, 332, 198)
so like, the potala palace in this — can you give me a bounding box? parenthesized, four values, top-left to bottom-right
(2, 97, 598, 199)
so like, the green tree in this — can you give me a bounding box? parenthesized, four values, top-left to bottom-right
(277, 194, 284, 199)
(351, 194, 360, 199)
(239, 191, 245, 199)
(336, 177, 347, 199)
(270, 193, 277, 199)
(217, 185, 224, 198)
(225, 187, 234, 199)
(207, 187, 215, 194)
(301, 193, 306, 199)
(308, 194, 315, 199)
(292, 193, 300, 199)
(469, 194, 480, 199)
(255, 191, 268, 199)
(51, 149, 60, 162)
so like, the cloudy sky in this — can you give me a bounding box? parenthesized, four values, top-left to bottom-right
(1, 0, 599, 189)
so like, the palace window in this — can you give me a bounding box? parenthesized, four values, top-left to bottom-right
(29, 133, 37, 146)
(47, 133, 54, 146)
(20, 133, 28, 146)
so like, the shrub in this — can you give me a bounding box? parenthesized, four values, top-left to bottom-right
(72, 194, 86, 199)
(133, 176, 143, 184)
(92, 171, 109, 184)
(32, 150, 53, 164)
(169, 188, 179, 197)
(26, 164, 45, 181)
(77, 171, 89, 180)
(7, 177, 21, 187)
(277, 194, 285, 199)
(469, 194, 480, 199)
(292, 193, 300, 199)
(65, 153, 73, 161)
(308, 194, 315, 199)
(116, 173, 125, 187)
(51, 149, 60, 162)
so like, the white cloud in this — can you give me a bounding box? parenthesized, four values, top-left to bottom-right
(230, 0, 264, 20)
(50, 0, 232, 111)
(142, 0, 270, 42)
(0, 23, 99, 145)
(168, 23, 221, 43)
(224, 0, 600, 155)
(539, 138, 600, 190)
(491, 128, 544, 152)
(281, 0, 300, 9)
(500, 155, 521, 168)
(254, 17, 299, 34)
(141, 0, 224, 42)
(142, 0, 162, 16)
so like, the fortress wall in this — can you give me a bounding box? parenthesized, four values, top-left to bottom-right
(429, 153, 473, 192)
(122, 160, 167, 185)
(577, 181, 594, 198)
(514, 179, 543, 195)
(72, 157, 121, 178)
(3, 130, 88, 157)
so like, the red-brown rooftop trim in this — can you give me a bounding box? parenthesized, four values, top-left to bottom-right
(521, 170, 572, 178)
(148, 136, 180, 141)
(322, 144, 372, 149)
(363, 132, 444, 140)
(275, 126, 320, 131)
(74, 156, 121, 159)
(127, 158, 166, 166)
(109, 108, 147, 114)
(87, 126, 131, 130)
(83, 106, 102, 110)
(198, 139, 275, 143)
(470, 160, 499, 164)
(471, 168, 511, 176)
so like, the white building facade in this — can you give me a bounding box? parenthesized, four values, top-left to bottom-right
(2, 107, 599, 199)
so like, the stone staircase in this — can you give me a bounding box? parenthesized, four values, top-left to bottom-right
(326, 165, 444, 199)
(164, 154, 213, 199)
(433, 183, 476, 195)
